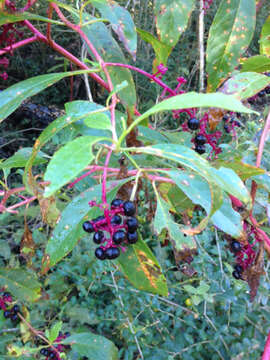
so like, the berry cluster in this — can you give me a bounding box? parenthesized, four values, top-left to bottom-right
(222, 113, 241, 134)
(230, 241, 244, 280)
(83, 199, 138, 260)
(39, 332, 70, 360)
(0, 290, 20, 322)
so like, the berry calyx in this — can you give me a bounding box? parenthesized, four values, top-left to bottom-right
(105, 247, 120, 259)
(194, 134, 206, 145)
(123, 201, 136, 216)
(111, 198, 124, 208)
(231, 240, 241, 253)
(187, 117, 200, 130)
(126, 217, 138, 233)
(195, 145, 205, 154)
(93, 231, 104, 244)
(82, 221, 94, 233)
(95, 247, 106, 260)
(113, 230, 126, 245)
(111, 215, 122, 225)
(127, 231, 138, 244)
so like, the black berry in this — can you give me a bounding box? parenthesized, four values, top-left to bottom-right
(93, 231, 104, 244)
(258, 90, 265, 97)
(123, 201, 136, 216)
(187, 117, 200, 130)
(231, 241, 241, 253)
(222, 114, 230, 122)
(265, 87, 270, 94)
(95, 247, 106, 260)
(3, 310, 11, 319)
(82, 221, 94, 233)
(49, 351, 57, 359)
(111, 215, 122, 225)
(40, 348, 49, 356)
(3, 292, 11, 299)
(127, 231, 138, 244)
(12, 305, 19, 313)
(11, 313, 18, 322)
(111, 199, 124, 208)
(93, 215, 105, 223)
(105, 247, 120, 260)
(232, 270, 241, 280)
(224, 124, 230, 133)
(113, 230, 126, 245)
(126, 217, 138, 233)
(195, 145, 205, 154)
(194, 134, 206, 145)
(234, 264, 243, 273)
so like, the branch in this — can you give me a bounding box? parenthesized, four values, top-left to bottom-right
(262, 330, 270, 360)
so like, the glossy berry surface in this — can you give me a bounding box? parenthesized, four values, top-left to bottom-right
(231, 240, 241, 252)
(3, 310, 10, 319)
(11, 313, 18, 322)
(235, 264, 243, 273)
(195, 145, 205, 154)
(82, 221, 94, 233)
(111, 198, 124, 208)
(126, 217, 138, 233)
(187, 117, 200, 130)
(232, 270, 241, 280)
(95, 247, 106, 260)
(127, 231, 138, 244)
(40, 348, 49, 356)
(194, 134, 206, 145)
(111, 215, 122, 225)
(93, 231, 104, 244)
(93, 215, 105, 223)
(123, 201, 136, 216)
(12, 305, 19, 313)
(113, 230, 126, 244)
(105, 247, 120, 259)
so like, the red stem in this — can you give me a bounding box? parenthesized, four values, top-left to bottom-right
(262, 330, 270, 360)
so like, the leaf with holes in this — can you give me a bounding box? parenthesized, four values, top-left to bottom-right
(219, 72, 270, 99)
(206, 0, 256, 91)
(241, 56, 270, 73)
(91, 0, 137, 60)
(117, 234, 168, 296)
(0, 268, 41, 302)
(260, 15, 270, 56)
(44, 136, 106, 197)
(154, 0, 195, 48)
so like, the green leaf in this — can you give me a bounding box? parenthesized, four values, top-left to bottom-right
(91, 0, 137, 59)
(43, 179, 131, 270)
(0, 268, 41, 302)
(206, 0, 256, 91)
(220, 72, 270, 99)
(84, 113, 111, 130)
(154, 0, 195, 48)
(48, 321, 62, 343)
(0, 148, 47, 169)
(117, 235, 168, 296)
(136, 28, 172, 69)
(61, 332, 118, 360)
(241, 55, 270, 73)
(214, 159, 265, 180)
(0, 10, 64, 26)
(0, 70, 98, 123)
(44, 136, 105, 197)
(260, 15, 270, 56)
(154, 192, 197, 249)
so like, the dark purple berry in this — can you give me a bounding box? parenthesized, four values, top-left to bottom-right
(127, 231, 138, 244)
(12, 305, 19, 313)
(95, 247, 106, 260)
(234, 264, 243, 273)
(194, 134, 206, 145)
(195, 145, 205, 154)
(11, 313, 18, 322)
(93, 231, 104, 244)
(3, 292, 11, 299)
(40, 348, 49, 356)
(49, 351, 57, 359)
(113, 230, 126, 245)
(231, 241, 241, 253)
(105, 247, 120, 260)
(258, 90, 265, 97)
(82, 221, 94, 233)
(111, 215, 122, 225)
(222, 114, 230, 122)
(232, 270, 241, 280)
(111, 199, 124, 208)
(265, 87, 270, 94)
(93, 215, 105, 223)
(187, 117, 200, 130)
(126, 217, 138, 233)
(123, 201, 136, 216)
(3, 310, 11, 319)
(64, 331, 71, 337)
(224, 124, 230, 133)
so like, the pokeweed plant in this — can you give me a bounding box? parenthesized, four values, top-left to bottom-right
(0, 0, 270, 358)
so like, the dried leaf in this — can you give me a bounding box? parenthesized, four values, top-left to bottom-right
(245, 243, 265, 301)
(20, 221, 35, 266)
(38, 195, 60, 227)
(208, 107, 226, 131)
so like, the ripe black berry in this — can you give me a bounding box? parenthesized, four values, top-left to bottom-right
(231, 241, 241, 253)
(93, 215, 105, 223)
(11, 313, 18, 322)
(105, 247, 120, 260)
(111, 215, 122, 225)
(235, 264, 243, 273)
(195, 145, 205, 154)
(194, 134, 206, 145)
(232, 270, 241, 280)
(12, 305, 19, 313)
(82, 221, 94, 233)
(127, 231, 138, 244)
(95, 247, 106, 260)
(222, 114, 230, 122)
(40, 348, 49, 356)
(93, 231, 104, 244)
(49, 351, 57, 359)
(224, 124, 230, 133)
(3, 310, 11, 319)
(3, 292, 11, 299)
(113, 230, 126, 244)
(265, 87, 270, 94)
(111, 198, 124, 208)
(123, 201, 136, 216)
(258, 90, 265, 97)
(126, 217, 138, 233)
(187, 117, 200, 130)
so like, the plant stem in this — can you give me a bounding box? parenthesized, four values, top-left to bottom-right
(198, 0, 205, 93)
(102, 149, 113, 205)
(262, 330, 270, 360)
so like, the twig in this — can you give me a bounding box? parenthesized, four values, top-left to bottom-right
(198, 0, 205, 93)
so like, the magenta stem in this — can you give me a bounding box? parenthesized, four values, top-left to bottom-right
(0, 36, 38, 56)
(262, 330, 270, 360)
